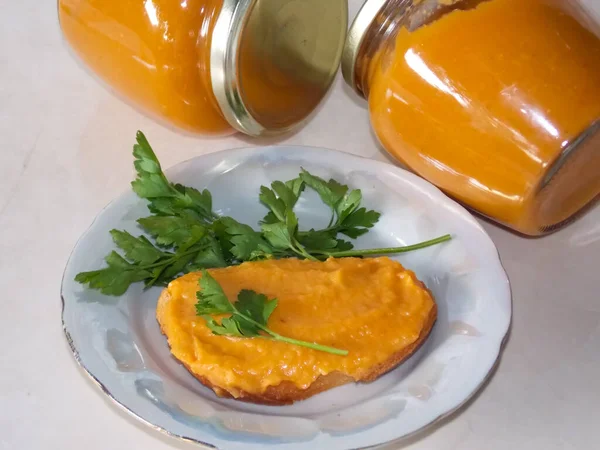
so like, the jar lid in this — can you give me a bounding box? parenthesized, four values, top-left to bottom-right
(341, 0, 387, 95)
(211, 0, 348, 136)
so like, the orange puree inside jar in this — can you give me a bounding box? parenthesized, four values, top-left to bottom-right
(368, 0, 600, 234)
(58, 0, 232, 135)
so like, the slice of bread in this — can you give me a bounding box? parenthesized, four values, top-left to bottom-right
(156, 258, 437, 405)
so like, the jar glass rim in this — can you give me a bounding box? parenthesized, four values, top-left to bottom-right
(341, 0, 388, 94)
(212, 0, 348, 137)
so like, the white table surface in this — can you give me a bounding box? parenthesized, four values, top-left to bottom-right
(2, 1, 600, 449)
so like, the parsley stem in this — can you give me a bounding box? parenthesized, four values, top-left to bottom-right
(327, 214, 335, 228)
(297, 225, 340, 237)
(266, 332, 349, 356)
(140, 246, 206, 270)
(293, 239, 319, 262)
(233, 308, 348, 355)
(320, 234, 452, 258)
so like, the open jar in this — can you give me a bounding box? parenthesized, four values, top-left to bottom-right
(342, 0, 600, 236)
(58, 0, 347, 136)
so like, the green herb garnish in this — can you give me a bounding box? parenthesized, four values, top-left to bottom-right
(75, 131, 451, 295)
(131, 132, 216, 223)
(299, 169, 380, 239)
(196, 270, 348, 356)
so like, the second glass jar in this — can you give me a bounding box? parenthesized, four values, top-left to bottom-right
(343, 0, 600, 235)
(59, 0, 347, 136)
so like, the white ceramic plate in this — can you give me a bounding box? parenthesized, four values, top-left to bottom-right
(61, 146, 511, 450)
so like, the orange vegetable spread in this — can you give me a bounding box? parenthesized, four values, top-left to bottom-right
(58, 0, 231, 135)
(368, 0, 600, 233)
(156, 257, 435, 397)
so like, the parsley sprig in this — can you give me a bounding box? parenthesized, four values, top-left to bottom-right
(131, 132, 216, 223)
(75, 131, 451, 295)
(299, 169, 380, 239)
(196, 270, 348, 355)
(259, 181, 317, 260)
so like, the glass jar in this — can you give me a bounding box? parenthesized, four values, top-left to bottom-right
(342, 0, 600, 236)
(58, 0, 347, 136)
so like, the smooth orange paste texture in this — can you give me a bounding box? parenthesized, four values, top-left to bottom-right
(369, 0, 600, 234)
(58, 0, 232, 135)
(157, 257, 435, 397)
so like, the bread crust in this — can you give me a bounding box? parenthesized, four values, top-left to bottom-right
(157, 281, 437, 406)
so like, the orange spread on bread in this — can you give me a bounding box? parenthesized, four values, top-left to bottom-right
(156, 257, 436, 399)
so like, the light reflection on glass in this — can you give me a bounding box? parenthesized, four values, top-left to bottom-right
(422, 155, 521, 202)
(488, 116, 544, 165)
(422, 155, 460, 177)
(391, 92, 410, 106)
(467, 177, 521, 202)
(163, 22, 171, 42)
(404, 48, 470, 108)
(405, 49, 545, 167)
(521, 108, 560, 138)
(132, 55, 156, 71)
(501, 85, 560, 139)
(199, 8, 211, 39)
(144, 0, 159, 27)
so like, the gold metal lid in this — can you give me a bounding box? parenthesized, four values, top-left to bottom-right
(341, 0, 387, 95)
(211, 0, 348, 136)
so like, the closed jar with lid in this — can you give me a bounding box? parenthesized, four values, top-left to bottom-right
(343, 0, 600, 235)
(58, 0, 347, 136)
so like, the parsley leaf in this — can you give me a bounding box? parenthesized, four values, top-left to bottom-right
(334, 239, 354, 252)
(131, 132, 176, 199)
(336, 189, 362, 224)
(259, 184, 316, 260)
(137, 216, 206, 249)
(236, 289, 278, 325)
(261, 222, 294, 250)
(259, 179, 304, 225)
(285, 177, 305, 200)
(300, 169, 348, 211)
(131, 131, 215, 222)
(195, 271, 347, 355)
(195, 270, 235, 315)
(217, 216, 273, 261)
(110, 230, 166, 265)
(74, 252, 152, 296)
(170, 184, 214, 222)
(299, 168, 381, 240)
(204, 316, 244, 336)
(76, 232, 219, 293)
(190, 237, 228, 269)
(147, 251, 196, 287)
(338, 207, 381, 238)
(259, 186, 286, 222)
(297, 229, 340, 251)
